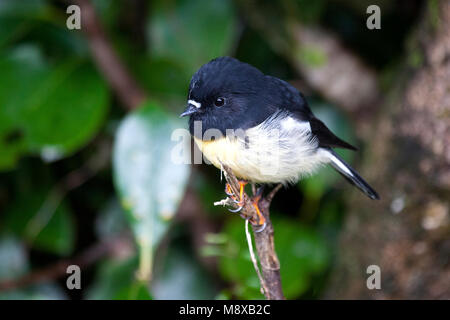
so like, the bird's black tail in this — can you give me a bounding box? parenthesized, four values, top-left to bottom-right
(326, 149, 379, 200)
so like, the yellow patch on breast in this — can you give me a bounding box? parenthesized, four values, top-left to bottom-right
(193, 136, 250, 180)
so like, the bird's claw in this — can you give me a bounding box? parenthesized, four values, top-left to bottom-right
(228, 203, 243, 213)
(225, 181, 247, 213)
(252, 221, 267, 233)
(239, 213, 250, 220)
(224, 183, 234, 197)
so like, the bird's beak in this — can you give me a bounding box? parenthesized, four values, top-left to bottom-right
(180, 103, 199, 117)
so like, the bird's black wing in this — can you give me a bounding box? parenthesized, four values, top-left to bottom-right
(309, 117, 357, 150)
(265, 76, 357, 150)
(265, 76, 314, 120)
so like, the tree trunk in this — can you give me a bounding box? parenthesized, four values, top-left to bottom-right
(327, 0, 450, 299)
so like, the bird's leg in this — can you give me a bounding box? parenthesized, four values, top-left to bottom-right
(228, 180, 247, 213)
(253, 184, 265, 197)
(250, 186, 266, 232)
(251, 183, 257, 196)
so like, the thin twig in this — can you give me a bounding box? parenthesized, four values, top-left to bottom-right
(0, 235, 132, 292)
(25, 141, 111, 242)
(266, 184, 282, 203)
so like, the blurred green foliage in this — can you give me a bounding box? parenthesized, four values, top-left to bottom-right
(0, 47, 108, 169)
(149, 0, 237, 75)
(0, 0, 420, 300)
(219, 218, 329, 299)
(3, 186, 75, 255)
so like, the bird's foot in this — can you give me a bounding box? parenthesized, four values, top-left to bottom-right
(226, 181, 247, 213)
(225, 181, 266, 232)
(249, 193, 266, 233)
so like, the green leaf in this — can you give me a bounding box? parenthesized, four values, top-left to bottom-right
(294, 0, 326, 24)
(219, 217, 330, 299)
(0, 0, 45, 16)
(115, 281, 152, 300)
(0, 0, 87, 56)
(0, 0, 47, 48)
(2, 188, 75, 256)
(275, 220, 329, 297)
(148, 0, 237, 75)
(133, 57, 190, 101)
(151, 240, 217, 299)
(87, 256, 152, 300)
(0, 46, 44, 169)
(113, 102, 190, 281)
(0, 46, 109, 170)
(218, 220, 264, 299)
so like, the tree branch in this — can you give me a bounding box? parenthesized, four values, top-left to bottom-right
(24, 140, 111, 242)
(218, 165, 284, 300)
(74, 0, 147, 110)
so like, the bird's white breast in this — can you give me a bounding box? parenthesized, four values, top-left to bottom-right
(194, 111, 330, 184)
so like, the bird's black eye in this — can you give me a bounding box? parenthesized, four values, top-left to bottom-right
(214, 97, 226, 107)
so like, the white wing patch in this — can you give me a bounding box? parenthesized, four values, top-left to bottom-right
(280, 116, 311, 132)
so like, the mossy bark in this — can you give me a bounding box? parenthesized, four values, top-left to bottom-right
(326, 0, 450, 299)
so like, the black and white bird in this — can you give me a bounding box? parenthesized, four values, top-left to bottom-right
(180, 57, 379, 226)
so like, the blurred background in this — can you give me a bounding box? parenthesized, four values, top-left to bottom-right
(0, 0, 448, 300)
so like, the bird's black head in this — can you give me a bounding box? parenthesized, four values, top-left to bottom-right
(180, 57, 274, 140)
